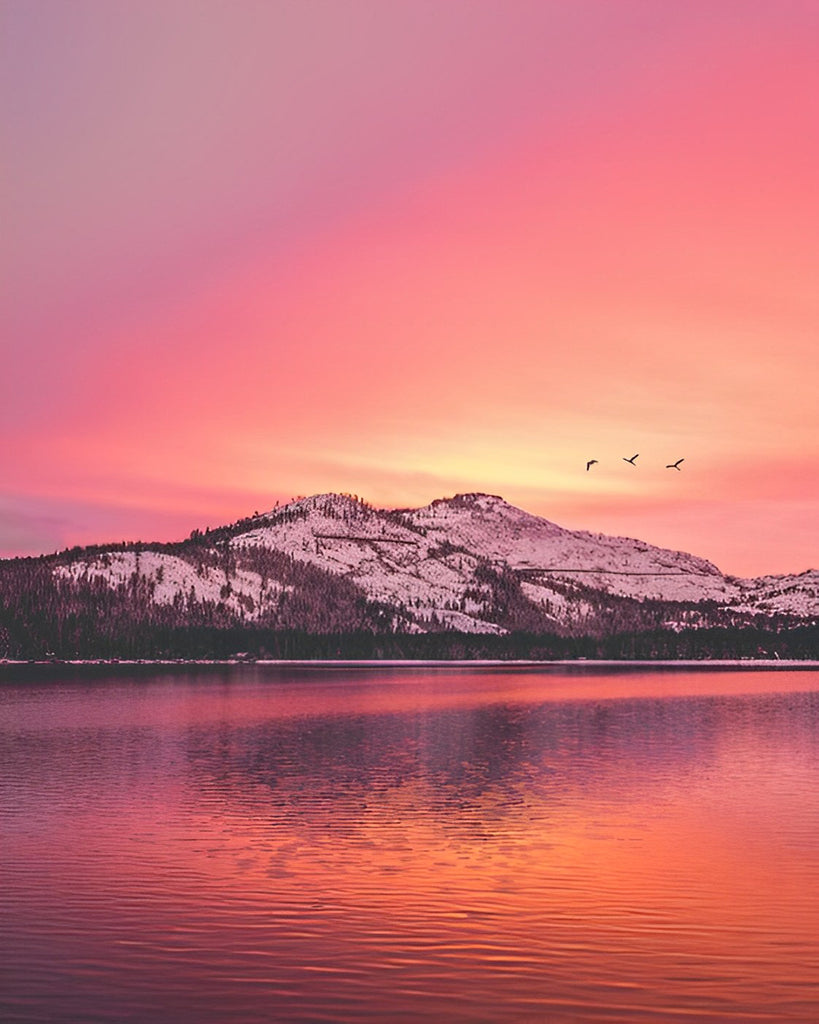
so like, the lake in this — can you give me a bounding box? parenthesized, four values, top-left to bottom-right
(2, 663, 818, 1023)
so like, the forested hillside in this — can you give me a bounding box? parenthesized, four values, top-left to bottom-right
(1, 492, 815, 660)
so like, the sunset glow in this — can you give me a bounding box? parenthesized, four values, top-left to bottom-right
(3, 1, 818, 575)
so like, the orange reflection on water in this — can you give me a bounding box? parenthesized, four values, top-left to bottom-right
(2, 666, 818, 1022)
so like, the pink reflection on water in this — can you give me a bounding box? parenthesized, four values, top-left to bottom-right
(4, 664, 818, 730)
(2, 666, 818, 1022)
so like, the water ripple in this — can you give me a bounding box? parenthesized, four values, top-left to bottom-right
(2, 666, 818, 1022)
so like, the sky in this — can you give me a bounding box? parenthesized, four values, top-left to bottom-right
(2, 0, 818, 577)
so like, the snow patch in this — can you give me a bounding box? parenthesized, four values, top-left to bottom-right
(55, 551, 288, 620)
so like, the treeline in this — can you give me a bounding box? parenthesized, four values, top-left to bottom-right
(250, 626, 816, 661)
(1, 618, 816, 662)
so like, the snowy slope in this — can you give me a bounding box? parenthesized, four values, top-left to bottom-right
(55, 550, 289, 620)
(231, 494, 503, 632)
(731, 570, 819, 618)
(398, 493, 733, 604)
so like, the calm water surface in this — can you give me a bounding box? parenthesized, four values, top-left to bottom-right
(2, 664, 818, 1023)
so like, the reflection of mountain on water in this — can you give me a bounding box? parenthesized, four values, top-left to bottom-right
(181, 687, 819, 859)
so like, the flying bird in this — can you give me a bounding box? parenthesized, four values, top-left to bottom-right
(666, 458, 684, 470)
(623, 454, 639, 465)
(586, 460, 598, 471)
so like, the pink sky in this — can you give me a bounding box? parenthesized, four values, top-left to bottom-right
(3, 1, 818, 576)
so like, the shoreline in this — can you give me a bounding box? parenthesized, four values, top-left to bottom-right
(2, 658, 818, 671)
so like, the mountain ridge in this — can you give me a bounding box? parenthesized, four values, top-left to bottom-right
(1, 491, 816, 659)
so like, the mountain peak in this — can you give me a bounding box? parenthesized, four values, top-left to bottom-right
(263, 492, 372, 518)
(450, 492, 506, 504)
(429, 492, 510, 511)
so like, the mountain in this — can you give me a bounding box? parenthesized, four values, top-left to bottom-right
(1, 492, 816, 659)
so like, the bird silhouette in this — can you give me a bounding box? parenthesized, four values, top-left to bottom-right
(666, 458, 684, 470)
(623, 454, 639, 465)
(586, 460, 598, 471)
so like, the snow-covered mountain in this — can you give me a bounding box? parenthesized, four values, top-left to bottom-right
(48, 491, 817, 635)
